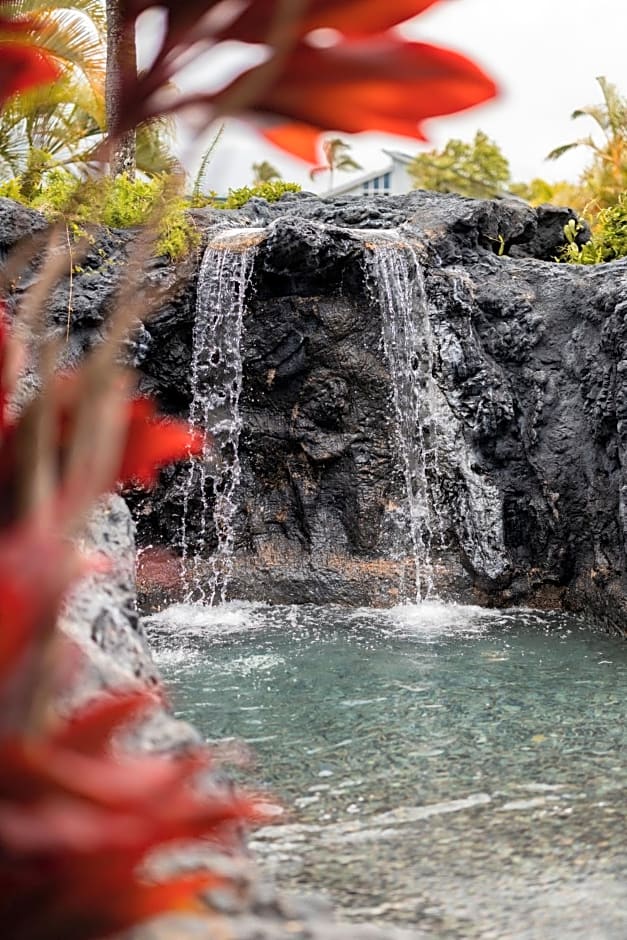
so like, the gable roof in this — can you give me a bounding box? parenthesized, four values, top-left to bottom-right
(326, 149, 415, 196)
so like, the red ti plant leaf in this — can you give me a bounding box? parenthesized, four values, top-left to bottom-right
(49, 374, 205, 489)
(0, 680, 274, 939)
(0, 300, 10, 432)
(0, 42, 60, 106)
(216, 0, 444, 41)
(0, 366, 205, 528)
(113, 0, 497, 162)
(0, 525, 91, 730)
(123, 0, 443, 43)
(118, 396, 206, 487)
(0, 6, 61, 107)
(0, 305, 260, 937)
(219, 37, 498, 162)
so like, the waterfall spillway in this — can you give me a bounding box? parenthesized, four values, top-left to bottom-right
(181, 230, 261, 604)
(177, 223, 507, 608)
(366, 241, 443, 601)
(366, 240, 508, 600)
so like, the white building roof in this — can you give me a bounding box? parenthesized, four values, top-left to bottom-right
(326, 150, 415, 197)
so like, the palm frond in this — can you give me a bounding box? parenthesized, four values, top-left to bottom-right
(136, 120, 178, 177)
(546, 142, 580, 161)
(335, 156, 361, 172)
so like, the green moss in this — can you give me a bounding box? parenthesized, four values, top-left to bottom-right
(0, 178, 24, 201)
(222, 180, 301, 209)
(156, 195, 202, 259)
(563, 195, 627, 264)
(1, 169, 300, 259)
(1, 169, 201, 261)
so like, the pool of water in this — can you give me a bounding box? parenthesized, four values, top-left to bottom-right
(146, 602, 627, 938)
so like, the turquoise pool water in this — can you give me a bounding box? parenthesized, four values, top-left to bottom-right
(147, 602, 627, 938)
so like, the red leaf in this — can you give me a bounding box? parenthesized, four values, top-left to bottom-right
(0, 799, 149, 855)
(225, 37, 498, 162)
(0, 41, 60, 107)
(113, 2, 497, 160)
(219, 0, 443, 41)
(50, 690, 159, 755)
(0, 526, 86, 718)
(0, 740, 204, 808)
(0, 300, 10, 432)
(118, 397, 205, 486)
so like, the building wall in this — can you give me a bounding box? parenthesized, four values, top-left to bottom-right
(341, 157, 414, 197)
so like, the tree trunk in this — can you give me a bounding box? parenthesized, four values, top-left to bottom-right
(106, 0, 137, 179)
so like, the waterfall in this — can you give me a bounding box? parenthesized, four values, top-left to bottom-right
(366, 238, 508, 601)
(366, 240, 443, 601)
(181, 229, 262, 604)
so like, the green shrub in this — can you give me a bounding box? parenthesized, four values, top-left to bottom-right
(0, 168, 200, 261)
(100, 175, 158, 228)
(1, 169, 300, 257)
(223, 179, 301, 209)
(563, 194, 627, 264)
(0, 178, 24, 201)
(156, 195, 201, 259)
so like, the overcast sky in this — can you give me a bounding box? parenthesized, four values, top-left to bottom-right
(172, 0, 627, 194)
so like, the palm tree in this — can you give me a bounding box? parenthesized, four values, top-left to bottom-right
(252, 160, 281, 184)
(310, 137, 361, 192)
(0, 0, 104, 179)
(2, 0, 107, 89)
(547, 76, 627, 209)
(105, 0, 136, 177)
(0, 0, 174, 181)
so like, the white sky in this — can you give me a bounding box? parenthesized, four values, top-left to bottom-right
(169, 0, 627, 195)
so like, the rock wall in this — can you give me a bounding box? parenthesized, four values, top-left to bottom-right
(2, 193, 627, 631)
(133, 192, 627, 631)
(59, 495, 202, 752)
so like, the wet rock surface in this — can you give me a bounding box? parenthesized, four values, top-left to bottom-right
(137, 192, 627, 629)
(58, 495, 201, 752)
(2, 192, 626, 627)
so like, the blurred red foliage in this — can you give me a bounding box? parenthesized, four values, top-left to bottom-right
(0, 2, 497, 936)
(116, 0, 497, 162)
(0, 5, 61, 106)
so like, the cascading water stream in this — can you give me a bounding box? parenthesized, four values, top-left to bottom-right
(365, 239, 444, 601)
(365, 237, 508, 600)
(178, 222, 506, 608)
(181, 229, 263, 604)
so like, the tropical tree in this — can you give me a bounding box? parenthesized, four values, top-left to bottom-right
(408, 130, 510, 199)
(547, 76, 627, 209)
(105, 0, 137, 177)
(509, 177, 589, 212)
(1, 0, 106, 89)
(0, 75, 100, 183)
(0, 0, 104, 179)
(310, 137, 362, 191)
(252, 159, 281, 183)
(0, 1, 176, 182)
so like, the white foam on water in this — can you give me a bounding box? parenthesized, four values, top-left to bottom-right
(343, 600, 502, 639)
(146, 600, 270, 635)
(221, 653, 285, 676)
(151, 645, 199, 667)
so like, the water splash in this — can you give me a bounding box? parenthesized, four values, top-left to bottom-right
(181, 229, 263, 603)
